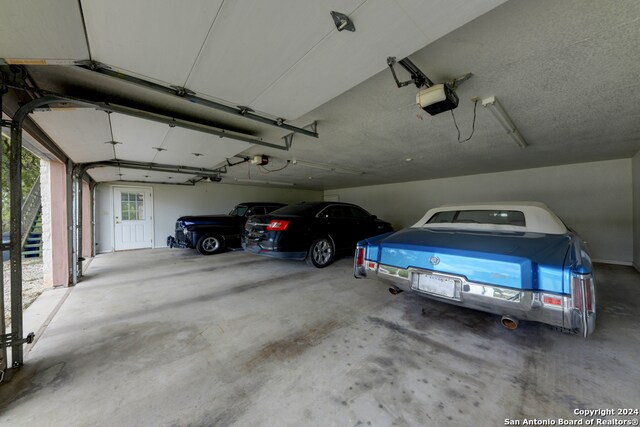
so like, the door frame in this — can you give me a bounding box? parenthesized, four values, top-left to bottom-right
(112, 185, 154, 251)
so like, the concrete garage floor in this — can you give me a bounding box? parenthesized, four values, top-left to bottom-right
(1, 249, 639, 426)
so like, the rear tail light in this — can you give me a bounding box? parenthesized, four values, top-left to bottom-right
(571, 274, 595, 312)
(354, 246, 366, 278)
(571, 273, 596, 337)
(355, 247, 365, 266)
(266, 220, 290, 231)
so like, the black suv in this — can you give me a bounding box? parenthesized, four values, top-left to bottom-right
(167, 202, 286, 255)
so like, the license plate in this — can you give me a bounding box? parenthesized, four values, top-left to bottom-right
(412, 273, 457, 299)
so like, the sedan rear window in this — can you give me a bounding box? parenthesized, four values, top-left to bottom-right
(270, 203, 317, 216)
(427, 210, 526, 226)
(229, 205, 249, 216)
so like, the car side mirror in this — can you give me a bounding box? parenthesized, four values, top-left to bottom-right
(370, 215, 377, 220)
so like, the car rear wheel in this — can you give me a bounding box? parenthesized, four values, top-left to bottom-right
(306, 237, 334, 268)
(196, 234, 223, 255)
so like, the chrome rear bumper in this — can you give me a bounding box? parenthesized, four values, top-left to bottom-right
(357, 262, 595, 336)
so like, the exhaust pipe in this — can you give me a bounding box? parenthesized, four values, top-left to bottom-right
(388, 286, 403, 296)
(501, 316, 519, 330)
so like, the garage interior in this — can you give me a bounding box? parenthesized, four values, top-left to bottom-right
(1, 0, 640, 425)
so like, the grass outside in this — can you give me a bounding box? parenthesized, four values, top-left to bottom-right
(2, 259, 45, 328)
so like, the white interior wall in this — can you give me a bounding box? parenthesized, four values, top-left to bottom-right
(96, 182, 322, 253)
(325, 159, 633, 264)
(633, 152, 640, 271)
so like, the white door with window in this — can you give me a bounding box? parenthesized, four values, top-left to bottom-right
(113, 187, 153, 251)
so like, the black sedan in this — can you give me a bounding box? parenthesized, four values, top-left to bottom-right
(242, 202, 393, 268)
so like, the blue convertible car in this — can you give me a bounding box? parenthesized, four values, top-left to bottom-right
(354, 202, 596, 337)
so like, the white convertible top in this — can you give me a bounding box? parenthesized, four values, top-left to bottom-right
(411, 201, 568, 235)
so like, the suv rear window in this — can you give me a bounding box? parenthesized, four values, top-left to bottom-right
(427, 210, 526, 226)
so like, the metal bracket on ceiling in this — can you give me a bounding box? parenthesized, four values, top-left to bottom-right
(76, 60, 108, 72)
(0, 65, 28, 86)
(226, 156, 250, 167)
(449, 73, 473, 91)
(283, 121, 318, 150)
(283, 134, 294, 150)
(237, 106, 253, 116)
(387, 56, 434, 89)
(170, 86, 196, 97)
(330, 11, 355, 32)
(387, 57, 474, 92)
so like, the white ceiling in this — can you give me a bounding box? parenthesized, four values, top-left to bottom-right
(30, 109, 113, 163)
(1, 0, 639, 190)
(81, 0, 506, 118)
(31, 109, 250, 181)
(87, 166, 197, 184)
(0, 0, 88, 60)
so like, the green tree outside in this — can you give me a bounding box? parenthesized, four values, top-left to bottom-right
(2, 132, 41, 231)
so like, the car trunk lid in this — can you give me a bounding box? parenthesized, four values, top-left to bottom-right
(376, 228, 570, 292)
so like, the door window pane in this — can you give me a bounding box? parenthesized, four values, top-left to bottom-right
(121, 192, 145, 221)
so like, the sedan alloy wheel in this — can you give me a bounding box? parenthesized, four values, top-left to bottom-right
(307, 237, 334, 268)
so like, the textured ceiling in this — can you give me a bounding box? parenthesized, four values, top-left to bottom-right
(1, 0, 639, 190)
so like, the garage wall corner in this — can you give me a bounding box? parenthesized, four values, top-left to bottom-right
(633, 151, 640, 272)
(326, 159, 633, 265)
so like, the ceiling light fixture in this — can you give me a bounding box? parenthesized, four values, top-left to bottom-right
(234, 178, 294, 187)
(330, 11, 355, 32)
(289, 159, 364, 175)
(481, 96, 528, 149)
